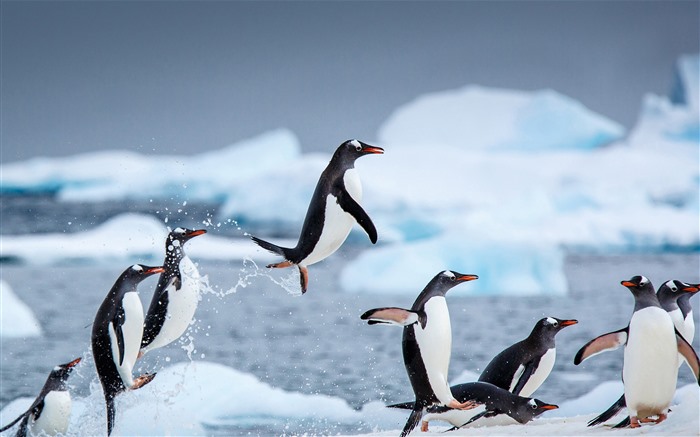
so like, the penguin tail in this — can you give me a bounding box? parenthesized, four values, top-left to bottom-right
(588, 394, 626, 427)
(250, 236, 294, 261)
(0, 411, 27, 433)
(386, 401, 415, 410)
(400, 407, 423, 437)
(106, 396, 116, 436)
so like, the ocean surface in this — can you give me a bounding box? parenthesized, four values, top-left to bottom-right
(1, 198, 698, 435)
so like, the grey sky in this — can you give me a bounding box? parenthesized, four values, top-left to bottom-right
(1, 1, 698, 163)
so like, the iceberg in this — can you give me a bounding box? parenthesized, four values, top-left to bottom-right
(0, 213, 285, 265)
(378, 86, 625, 151)
(0, 279, 42, 337)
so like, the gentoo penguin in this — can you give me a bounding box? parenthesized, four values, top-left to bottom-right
(677, 286, 697, 342)
(0, 357, 81, 437)
(140, 227, 207, 355)
(587, 279, 699, 427)
(92, 264, 163, 436)
(574, 275, 700, 428)
(361, 270, 480, 437)
(478, 317, 577, 397)
(388, 381, 558, 432)
(251, 139, 383, 293)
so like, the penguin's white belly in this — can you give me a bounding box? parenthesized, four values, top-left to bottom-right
(683, 311, 695, 343)
(414, 297, 453, 404)
(30, 390, 71, 435)
(303, 170, 363, 266)
(143, 257, 201, 352)
(424, 405, 486, 428)
(668, 308, 690, 369)
(516, 348, 556, 397)
(623, 307, 678, 417)
(109, 291, 144, 388)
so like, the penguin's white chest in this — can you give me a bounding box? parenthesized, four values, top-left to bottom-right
(514, 348, 556, 397)
(143, 256, 201, 352)
(623, 307, 678, 417)
(108, 291, 144, 387)
(683, 311, 695, 344)
(414, 297, 453, 404)
(30, 390, 71, 435)
(304, 169, 362, 265)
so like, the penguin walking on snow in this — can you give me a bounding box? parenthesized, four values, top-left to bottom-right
(92, 264, 163, 436)
(251, 139, 383, 293)
(574, 276, 700, 429)
(388, 381, 558, 432)
(140, 227, 207, 356)
(361, 270, 480, 437)
(0, 358, 81, 437)
(586, 279, 699, 428)
(478, 317, 577, 397)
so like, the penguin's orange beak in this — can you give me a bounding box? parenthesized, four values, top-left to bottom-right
(540, 404, 559, 410)
(66, 357, 82, 368)
(682, 285, 699, 292)
(457, 274, 479, 282)
(187, 229, 207, 238)
(364, 146, 384, 154)
(621, 281, 636, 288)
(560, 319, 578, 327)
(146, 267, 165, 275)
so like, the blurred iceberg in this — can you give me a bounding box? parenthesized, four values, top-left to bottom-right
(0, 280, 42, 337)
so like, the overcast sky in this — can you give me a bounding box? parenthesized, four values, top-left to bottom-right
(1, 1, 698, 163)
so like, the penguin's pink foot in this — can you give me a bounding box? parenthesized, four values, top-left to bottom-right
(421, 420, 429, 432)
(132, 373, 156, 390)
(630, 416, 640, 428)
(448, 399, 479, 410)
(137, 350, 144, 360)
(267, 260, 293, 269)
(299, 265, 309, 294)
(652, 413, 667, 424)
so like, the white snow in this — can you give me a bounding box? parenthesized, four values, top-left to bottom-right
(0, 213, 286, 265)
(0, 279, 42, 338)
(0, 361, 696, 436)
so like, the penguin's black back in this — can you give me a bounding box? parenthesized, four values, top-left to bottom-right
(478, 337, 541, 391)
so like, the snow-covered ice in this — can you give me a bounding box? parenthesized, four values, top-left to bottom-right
(0, 280, 42, 338)
(0, 360, 696, 436)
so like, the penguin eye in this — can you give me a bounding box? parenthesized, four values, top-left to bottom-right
(552, 321, 558, 327)
(531, 404, 538, 410)
(355, 144, 362, 152)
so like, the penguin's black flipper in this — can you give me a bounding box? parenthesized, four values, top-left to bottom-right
(113, 309, 126, 366)
(587, 394, 626, 427)
(511, 357, 541, 396)
(399, 408, 423, 437)
(106, 396, 116, 436)
(0, 410, 28, 433)
(335, 187, 378, 244)
(675, 329, 700, 382)
(612, 416, 631, 428)
(387, 401, 415, 410)
(574, 327, 628, 365)
(442, 426, 459, 433)
(462, 409, 497, 426)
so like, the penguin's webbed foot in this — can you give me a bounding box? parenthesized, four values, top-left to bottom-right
(267, 260, 293, 269)
(421, 420, 429, 432)
(131, 373, 157, 390)
(299, 265, 309, 294)
(629, 416, 640, 428)
(448, 399, 480, 410)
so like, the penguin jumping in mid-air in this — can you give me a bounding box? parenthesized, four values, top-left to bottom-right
(0, 358, 81, 437)
(574, 276, 700, 429)
(251, 139, 383, 293)
(140, 227, 207, 356)
(361, 270, 480, 437)
(478, 317, 577, 397)
(586, 279, 699, 428)
(92, 264, 163, 436)
(388, 381, 558, 432)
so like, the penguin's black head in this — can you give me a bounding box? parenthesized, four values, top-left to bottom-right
(431, 270, 479, 294)
(167, 227, 207, 247)
(50, 357, 82, 383)
(621, 275, 655, 294)
(121, 264, 165, 284)
(513, 398, 558, 423)
(334, 139, 384, 164)
(534, 317, 578, 337)
(657, 279, 699, 307)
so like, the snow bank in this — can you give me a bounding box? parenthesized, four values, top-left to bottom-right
(1, 361, 696, 436)
(378, 86, 625, 151)
(0, 213, 282, 265)
(0, 280, 42, 337)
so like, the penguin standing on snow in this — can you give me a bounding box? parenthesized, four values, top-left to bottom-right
(574, 275, 700, 429)
(140, 227, 207, 356)
(587, 279, 699, 428)
(92, 264, 163, 436)
(0, 358, 81, 437)
(388, 381, 558, 432)
(361, 270, 480, 437)
(478, 317, 578, 397)
(251, 139, 383, 293)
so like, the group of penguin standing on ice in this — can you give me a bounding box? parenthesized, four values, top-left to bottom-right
(1, 140, 699, 437)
